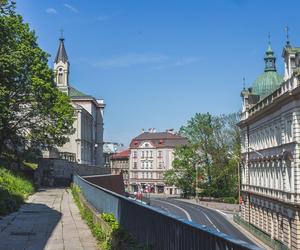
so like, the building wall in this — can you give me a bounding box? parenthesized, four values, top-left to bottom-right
(240, 70, 300, 248)
(110, 159, 129, 188)
(129, 144, 180, 194)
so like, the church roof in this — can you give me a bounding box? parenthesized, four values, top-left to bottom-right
(252, 44, 283, 98)
(55, 38, 69, 63)
(69, 86, 89, 97)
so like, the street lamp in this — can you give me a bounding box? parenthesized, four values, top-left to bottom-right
(228, 152, 241, 211)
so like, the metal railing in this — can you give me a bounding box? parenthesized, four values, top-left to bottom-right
(73, 175, 261, 250)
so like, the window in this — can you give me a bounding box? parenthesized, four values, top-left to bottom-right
(58, 71, 63, 85)
(148, 172, 152, 179)
(158, 151, 162, 158)
(133, 162, 137, 169)
(286, 119, 293, 143)
(149, 162, 153, 169)
(142, 151, 144, 158)
(158, 162, 164, 169)
(133, 151, 137, 158)
(141, 162, 144, 169)
(150, 151, 153, 158)
(146, 151, 148, 158)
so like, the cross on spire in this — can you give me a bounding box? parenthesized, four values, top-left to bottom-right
(268, 32, 271, 45)
(60, 28, 64, 41)
(285, 26, 290, 46)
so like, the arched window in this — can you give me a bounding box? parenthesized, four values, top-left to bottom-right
(58, 73, 63, 84)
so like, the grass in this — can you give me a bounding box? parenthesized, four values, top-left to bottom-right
(71, 184, 147, 250)
(0, 165, 35, 216)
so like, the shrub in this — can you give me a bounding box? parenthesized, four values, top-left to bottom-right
(0, 166, 35, 216)
(221, 197, 237, 204)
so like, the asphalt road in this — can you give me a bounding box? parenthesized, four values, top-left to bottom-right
(150, 198, 255, 246)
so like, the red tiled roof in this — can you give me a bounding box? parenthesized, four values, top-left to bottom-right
(130, 132, 187, 149)
(110, 149, 130, 160)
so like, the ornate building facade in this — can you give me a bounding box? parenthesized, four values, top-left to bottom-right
(53, 37, 105, 165)
(239, 41, 300, 249)
(129, 129, 187, 194)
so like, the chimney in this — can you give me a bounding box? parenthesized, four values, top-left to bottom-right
(142, 128, 145, 133)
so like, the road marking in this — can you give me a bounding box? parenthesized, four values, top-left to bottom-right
(199, 210, 220, 232)
(177, 201, 221, 232)
(154, 199, 192, 221)
(216, 209, 228, 218)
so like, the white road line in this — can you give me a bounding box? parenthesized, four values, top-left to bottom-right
(178, 201, 222, 232)
(216, 209, 228, 218)
(199, 210, 220, 232)
(154, 199, 192, 221)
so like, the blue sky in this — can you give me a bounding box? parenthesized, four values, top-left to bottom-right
(17, 0, 300, 146)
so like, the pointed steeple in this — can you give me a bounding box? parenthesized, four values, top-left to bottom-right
(55, 37, 69, 64)
(54, 34, 70, 95)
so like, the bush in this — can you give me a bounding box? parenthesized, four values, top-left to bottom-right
(221, 197, 237, 204)
(71, 184, 147, 250)
(0, 166, 35, 216)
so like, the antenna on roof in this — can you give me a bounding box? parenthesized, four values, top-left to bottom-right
(60, 28, 64, 41)
(285, 25, 290, 46)
(242, 77, 246, 90)
(268, 32, 271, 46)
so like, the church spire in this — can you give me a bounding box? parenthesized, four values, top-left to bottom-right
(54, 34, 70, 95)
(55, 35, 69, 64)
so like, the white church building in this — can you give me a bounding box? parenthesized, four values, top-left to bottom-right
(52, 37, 105, 166)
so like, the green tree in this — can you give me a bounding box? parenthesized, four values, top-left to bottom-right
(0, 1, 75, 162)
(165, 112, 241, 199)
(164, 145, 201, 198)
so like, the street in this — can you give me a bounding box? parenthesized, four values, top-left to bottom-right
(150, 197, 255, 246)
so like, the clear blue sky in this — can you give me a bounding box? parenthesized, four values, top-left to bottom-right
(17, 0, 300, 146)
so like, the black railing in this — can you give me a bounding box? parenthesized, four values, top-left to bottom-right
(74, 175, 261, 250)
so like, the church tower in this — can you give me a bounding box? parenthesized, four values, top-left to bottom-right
(54, 36, 70, 95)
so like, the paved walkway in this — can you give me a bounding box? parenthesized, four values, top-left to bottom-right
(0, 188, 98, 250)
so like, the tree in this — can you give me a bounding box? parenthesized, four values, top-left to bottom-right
(165, 112, 241, 199)
(164, 145, 201, 198)
(0, 1, 75, 162)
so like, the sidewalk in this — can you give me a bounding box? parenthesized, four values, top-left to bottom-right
(0, 188, 98, 250)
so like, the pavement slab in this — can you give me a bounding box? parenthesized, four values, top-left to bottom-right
(0, 188, 98, 250)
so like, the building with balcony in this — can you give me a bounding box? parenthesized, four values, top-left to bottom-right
(129, 129, 187, 194)
(110, 149, 130, 190)
(239, 40, 300, 249)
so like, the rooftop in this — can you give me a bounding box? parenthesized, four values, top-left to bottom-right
(130, 131, 188, 149)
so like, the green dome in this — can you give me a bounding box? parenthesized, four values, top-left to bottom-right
(252, 44, 283, 98)
(252, 71, 283, 97)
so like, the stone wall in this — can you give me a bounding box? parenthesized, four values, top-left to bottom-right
(34, 158, 110, 187)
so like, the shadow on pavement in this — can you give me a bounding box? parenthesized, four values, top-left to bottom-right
(0, 202, 62, 250)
